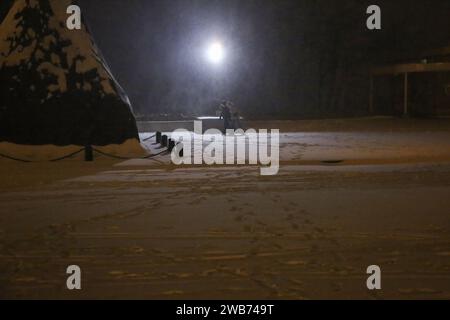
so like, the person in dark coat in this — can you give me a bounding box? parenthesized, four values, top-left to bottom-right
(232, 111, 243, 130)
(219, 101, 232, 133)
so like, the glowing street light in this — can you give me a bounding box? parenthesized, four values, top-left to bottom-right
(205, 41, 225, 65)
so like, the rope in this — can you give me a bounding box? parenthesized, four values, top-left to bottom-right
(0, 148, 85, 163)
(142, 149, 170, 158)
(91, 148, 134, 160)
(0, 152, 32, 163)
(92, 136, 178, 160)
(142, 134, 156, 142)
(0, 134, 174, 162)
(92, 147, 169, 160)
(49, 148, 85, 162)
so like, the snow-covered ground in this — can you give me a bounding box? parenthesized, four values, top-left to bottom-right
(135, 130, 450, 166)
(0, 120, 449, 299)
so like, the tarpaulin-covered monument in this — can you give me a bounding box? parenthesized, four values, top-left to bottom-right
(0, 0, 144, 160)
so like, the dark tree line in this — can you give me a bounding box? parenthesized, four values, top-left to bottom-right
(4, 0, 450, 119)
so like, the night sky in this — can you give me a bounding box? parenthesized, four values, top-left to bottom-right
(2, 0, 450, 118)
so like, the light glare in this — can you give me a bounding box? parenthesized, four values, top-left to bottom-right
(206, 41, 225, 65)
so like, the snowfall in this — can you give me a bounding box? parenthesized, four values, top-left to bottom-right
(0, 118, 449, 299)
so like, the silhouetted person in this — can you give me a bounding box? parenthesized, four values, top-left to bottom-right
(219, 103, 232, 133)
(232, 111, 243, 130)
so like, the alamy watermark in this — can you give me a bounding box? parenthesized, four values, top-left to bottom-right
(66, 265, 81, 290)
(366, 5, 382, 30)
(66, 5, 382, 31)
(66, 5, 81, 30)
(169, 121, 280, 176)
(366, 265, 382, 290)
